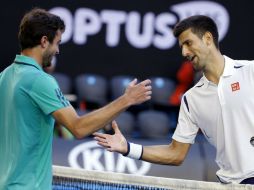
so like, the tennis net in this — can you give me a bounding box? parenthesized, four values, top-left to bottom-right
(53, 165, 254, 190)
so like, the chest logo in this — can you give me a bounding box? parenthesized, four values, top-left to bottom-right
(231, 82, 240, 92)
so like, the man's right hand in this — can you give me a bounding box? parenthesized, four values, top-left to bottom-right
(123, 79, 152, 106)
(93, 121, 128, 154)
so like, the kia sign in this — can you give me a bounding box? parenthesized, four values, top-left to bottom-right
(68, 141, 151, 175)
(53, 138, 219, 181)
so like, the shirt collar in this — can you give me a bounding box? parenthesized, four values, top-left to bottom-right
(198, 55, 235, 89)
(199, 75, 212, 89)
(221, 55, 235, 77)
(14, 54, 43, 71)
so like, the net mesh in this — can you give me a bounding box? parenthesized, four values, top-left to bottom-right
(53, 165, 254, 190)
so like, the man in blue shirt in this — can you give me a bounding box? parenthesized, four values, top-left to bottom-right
(0, 8, 152, 189)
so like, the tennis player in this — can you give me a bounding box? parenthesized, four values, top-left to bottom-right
(94, 15, 254, 185)
(0, 8, 152, 189)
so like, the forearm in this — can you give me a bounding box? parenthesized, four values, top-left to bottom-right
(75, 94, 130, 137)
(122, 140, 191, 166)
(54, 78, 151, 138)
(141, 145, 183, 166)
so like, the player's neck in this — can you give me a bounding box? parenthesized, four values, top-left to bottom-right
(21, 48, 43, 68)
(203, 53, 224, 85)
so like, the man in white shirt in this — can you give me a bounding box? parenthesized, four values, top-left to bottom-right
(93, 15, 254, 184)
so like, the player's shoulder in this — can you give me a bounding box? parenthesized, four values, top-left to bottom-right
(183, 76, 205, 97)
(37, 71, 57, 82)
(22, 66, 53, 82)
(31, 71, 58, 90)
(234, 59, 254, 66)
(231, 57, 254, 75)
(225, 55, 254, 68)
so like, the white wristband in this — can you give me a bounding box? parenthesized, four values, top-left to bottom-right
(123, 142, 143, 160)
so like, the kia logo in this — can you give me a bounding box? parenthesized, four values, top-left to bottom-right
(68, 141, 151, 175)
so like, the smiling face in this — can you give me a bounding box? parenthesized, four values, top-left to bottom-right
(178, 28, 212, 71)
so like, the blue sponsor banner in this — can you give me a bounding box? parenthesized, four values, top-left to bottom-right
(53, 137, 219, 182)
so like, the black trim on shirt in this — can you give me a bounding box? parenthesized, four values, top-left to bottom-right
(234, 65, 244, 69)
(183, 96, 189, 113)
(196, 83, 204, 88)
(14, 61, 40, 70)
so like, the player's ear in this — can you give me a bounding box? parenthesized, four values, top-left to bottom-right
(203, 31, 213, 46)
(41, 36, 49, 48)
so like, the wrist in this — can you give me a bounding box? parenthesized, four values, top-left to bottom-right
(120, 94, 133, 107)
(122, 142, 130, 156)
(122, 141, 143, 160)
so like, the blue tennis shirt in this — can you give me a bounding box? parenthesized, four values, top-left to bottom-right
(0, 55, 70, 189)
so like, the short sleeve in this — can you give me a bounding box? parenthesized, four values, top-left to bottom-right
(29, 74, 70, 115)
(172, 95, 199, 144)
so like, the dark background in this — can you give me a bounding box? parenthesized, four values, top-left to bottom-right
(1, 0, 253, 80)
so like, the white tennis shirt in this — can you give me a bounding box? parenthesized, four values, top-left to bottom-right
(172, 55, 254, 183)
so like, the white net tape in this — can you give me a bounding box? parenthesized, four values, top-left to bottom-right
(53, 165, 254, 190)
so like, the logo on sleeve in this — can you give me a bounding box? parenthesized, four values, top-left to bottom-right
(55, 88, 70, 107)
(231, 82, 240, 92)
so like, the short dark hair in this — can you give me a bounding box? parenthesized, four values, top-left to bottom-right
(173, 15, 219, 49)
(18, 8, 65, 50)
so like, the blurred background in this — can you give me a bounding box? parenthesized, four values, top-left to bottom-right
(1, 0, 254, 182)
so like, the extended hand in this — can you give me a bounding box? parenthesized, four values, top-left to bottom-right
(124, 78, 152, 105)
(93, 121, 128, 154)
